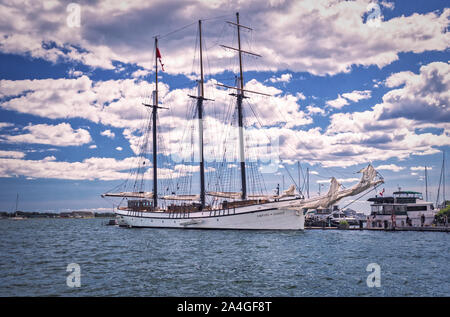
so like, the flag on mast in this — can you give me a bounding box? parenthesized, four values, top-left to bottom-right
(156, 48, 165, 71)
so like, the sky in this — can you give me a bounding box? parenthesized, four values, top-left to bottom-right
(0, 0, 449, 213)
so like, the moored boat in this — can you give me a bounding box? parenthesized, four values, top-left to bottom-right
(366, 190, 437, 229)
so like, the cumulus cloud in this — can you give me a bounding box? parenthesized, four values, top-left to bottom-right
(131, 69, 150, 78)
(0, 122, 14, 129)
(0, 75, 159, 130)
(67, 68, 83, 78)
(378, 62, 450, 124)
(268, 73, 292, 83)
(306, 105, 326, 116)
(0, 154, 207, 181)
(101, 129, 115, 139)
(0, 150, 25, 159)
(0, 1, 448, 76)
(327, 90, 372, 109)
(321, 61, 450, 167)
(375, 164, 405, 172)
(0, 123, 92, 146)
(326, 95, 349, 109)
(410, 166, 432, 171)
(0, 156, 136, 180)
(341, 90, 372, 102)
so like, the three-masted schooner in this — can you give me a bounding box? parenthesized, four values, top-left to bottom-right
(102, 13, 383, 230)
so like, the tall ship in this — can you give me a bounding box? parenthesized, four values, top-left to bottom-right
(102, 13, 383, 230)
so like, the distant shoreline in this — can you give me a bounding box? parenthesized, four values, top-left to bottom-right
(0, 211, 115, 219)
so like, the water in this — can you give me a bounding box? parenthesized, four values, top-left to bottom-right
(0, 218, 448, 296)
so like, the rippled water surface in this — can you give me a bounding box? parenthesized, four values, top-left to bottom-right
(0, 218, 449, 296)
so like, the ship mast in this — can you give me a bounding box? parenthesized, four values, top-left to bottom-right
(197, 20, 206, 208)
(236, 12, 247, 200)
(152, 37, 159, 208)
(217, 12, 270, 200)
(188, 20, 212, 208)
(15, 193, 19, 214)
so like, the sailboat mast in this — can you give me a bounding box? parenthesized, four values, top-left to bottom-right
(444, 151, 446, 204)
(307, 167, 310, 199)
(198, 20, 206, 208)
(236, 12, 247, 200)
(425, 166, 428, 201)
(153, 37, 159, 208)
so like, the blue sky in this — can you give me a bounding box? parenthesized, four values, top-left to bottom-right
(0, 0, 449, 213)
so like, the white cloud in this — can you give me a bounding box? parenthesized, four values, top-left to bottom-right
(410, 166, 432, 171)
(0, 122, 14, 129)
(327, 90, 372, 109)
(326, 95, 349, 109)
(0, 156, 136, 180)
(296, 92, 306, 100)
(375, 164, 405, 172)
(116, 146, 123, 151)
(89, 144, 97, 149)
(0, 75, 162, 130)
(306, 105, 326, 116)
(0, 123, 92, 146)
(0, 155, 198, 181)
(0, 150, 25, 159)
(380, 1, 395, 10)
(341, 90, 371, 102)
(101, 129, 115, 139)
(268, 73, 292, 83)
(131, 69, 150, 78)
(67, 68, 83, 78)
(0, 1, 448, 76)
(321, 61, 450, 167)
(378, 62, 450, 124)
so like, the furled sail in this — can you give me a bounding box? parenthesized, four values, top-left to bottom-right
(206, 191, 242, 199)
(279, 184, 296, 198)
(298, 177, 341, 209)
(161, 194, 200, 201)
(290, 164, 383, 210)
(101, 192, 154, 199)
(248, 184, 297, 200)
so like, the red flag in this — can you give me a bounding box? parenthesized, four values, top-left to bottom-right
(379, 188, 385, 196)
(156, 48, 164, 71)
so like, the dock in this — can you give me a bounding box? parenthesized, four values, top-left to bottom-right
(305, 226, 450, 232)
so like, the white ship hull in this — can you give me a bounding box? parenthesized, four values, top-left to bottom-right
(115, 198, 304, 230)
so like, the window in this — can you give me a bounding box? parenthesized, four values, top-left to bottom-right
(406, 205, 427, 211)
